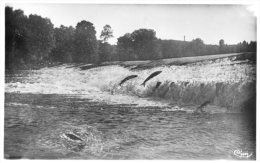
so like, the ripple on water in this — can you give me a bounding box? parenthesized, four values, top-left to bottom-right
(23, 123, 104, 159)
(4, 93, 256, 159)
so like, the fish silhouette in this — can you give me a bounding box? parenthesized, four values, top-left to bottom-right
(141, 71, 162, 86)
(119, 75, 138, 86)
(195, 100, 211, 113)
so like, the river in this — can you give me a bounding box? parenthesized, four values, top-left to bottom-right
(4, 55, 256, 159)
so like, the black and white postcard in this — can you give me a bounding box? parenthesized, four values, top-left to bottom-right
(1, 0, 258, 161)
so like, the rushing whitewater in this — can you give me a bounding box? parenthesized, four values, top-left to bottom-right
(5, 54, 256, 159)
(5, 55, 255, 112)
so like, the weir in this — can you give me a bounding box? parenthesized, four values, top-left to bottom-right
(5, 54, 256, 113)
(146, 81, 256, 112)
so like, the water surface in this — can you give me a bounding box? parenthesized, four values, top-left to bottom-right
(5, 93, 255, 159)
(5, 57, 256, 159)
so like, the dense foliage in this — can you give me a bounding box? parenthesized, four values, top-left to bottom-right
(6, 7, 55, 69)
(5, 6, 257, 70)
(51, 25, 75, 62)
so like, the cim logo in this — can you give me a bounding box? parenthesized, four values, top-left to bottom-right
(233, 149, 253, 159)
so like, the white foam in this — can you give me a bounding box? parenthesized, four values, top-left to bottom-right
(5, 58, 255, 107)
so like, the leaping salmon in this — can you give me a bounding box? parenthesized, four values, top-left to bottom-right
(155, 81, 162, 89)
(119, 75, 138, 86)
(64, 133, 83, 141)
(152, 81, 162, 92)
(195, 100, 211, 113)
(141, 71, 162, 86)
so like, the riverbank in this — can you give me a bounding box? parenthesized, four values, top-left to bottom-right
(6, 52, 256, 73)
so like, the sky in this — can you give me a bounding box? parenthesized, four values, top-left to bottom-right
(6, 3, 257, 45)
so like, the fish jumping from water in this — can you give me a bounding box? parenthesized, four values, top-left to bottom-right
(195, 100, 211, 113)
(184, 81, 189, 87)
(155, 81, 162, 89)
(153, 81, 162, 92)
(119, 75, 138, 86)
(141, 71, 162, 86)
(61, 132, 86, 152)
(64, 133, 83, 141)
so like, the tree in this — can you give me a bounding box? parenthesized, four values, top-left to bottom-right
(51, 25, 75, 62)
(131, 29, 158, 60)
(190, 38, 205, 55)
(98, 41, 117, 62)
(74, 20, 98, 63)
(159, 40, 187, 58)
(241, 40, 249, 52)
(5, 5, 257, 69)
(219, 39, 224, 47)
(100, 25, 113, 42)
(219, 39, 225, 53)
(5, 6, 28, 69)
(26, 14, 55, 63)
(117, 29, 160, 60)
(248, 41, 256, 52)
(5, 6, 55, 70)
(117, 33, 135, 60)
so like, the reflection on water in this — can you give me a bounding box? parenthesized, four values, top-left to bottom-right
(5, 93, 255, 159)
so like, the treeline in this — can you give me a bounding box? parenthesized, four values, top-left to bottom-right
(5, 6, 256, 70)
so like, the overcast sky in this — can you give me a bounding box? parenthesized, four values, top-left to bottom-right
(7, 3, 257, 45)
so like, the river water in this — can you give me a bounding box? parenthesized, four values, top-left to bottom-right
(4, 56, 256, 159)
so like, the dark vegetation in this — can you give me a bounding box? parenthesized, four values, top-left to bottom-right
(5, 6, 257, 71)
